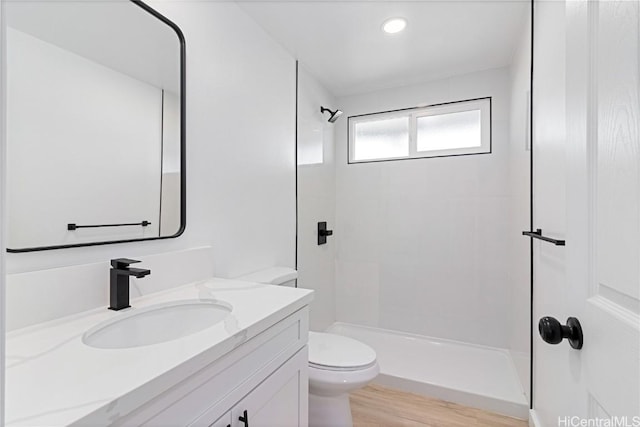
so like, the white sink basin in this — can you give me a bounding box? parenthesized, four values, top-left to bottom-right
(83, 299, 232, 349)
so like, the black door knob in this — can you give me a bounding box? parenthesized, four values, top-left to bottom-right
(538, 316, 583, 349)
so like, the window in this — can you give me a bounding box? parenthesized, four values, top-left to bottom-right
(348, 97, 491, 163)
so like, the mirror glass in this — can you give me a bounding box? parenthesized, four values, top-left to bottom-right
(5, 0, 184, 252)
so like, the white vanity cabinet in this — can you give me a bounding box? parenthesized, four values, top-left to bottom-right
(112, 307, 309, 427)
(230, 349, 307, 427)
(205, 349, 308, 427)
(210, 413, 233, 427)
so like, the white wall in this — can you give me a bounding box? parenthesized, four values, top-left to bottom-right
(334, 68, 513, 349)
(0, 0, 7, 421)
(296, 64, 336, 331)
(160, 91, 181, 237)
(7, 28, 163, 248)
(4, 2, 296, 314)
(6, 247, 214, 331)
(160, 172, 181, 237)
(507, 15, 532, 400)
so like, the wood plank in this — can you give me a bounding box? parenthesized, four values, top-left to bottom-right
(350, 384, 528, 427)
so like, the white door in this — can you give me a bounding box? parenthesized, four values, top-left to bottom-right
(533, 0, 640, 424)
(567, 0, 640, 419)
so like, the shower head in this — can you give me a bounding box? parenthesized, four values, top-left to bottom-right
(320, 106, 343, 123)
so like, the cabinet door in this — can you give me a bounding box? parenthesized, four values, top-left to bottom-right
(233, 347, 308, 427)
(209, 411, 232, 427)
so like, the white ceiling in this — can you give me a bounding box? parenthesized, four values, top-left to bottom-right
(238, 1, 529, 97)
(7, 0, 181, 93)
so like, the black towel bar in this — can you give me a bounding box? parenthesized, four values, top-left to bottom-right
(68, 221, 151, 231)
(522, 228, 565, 246)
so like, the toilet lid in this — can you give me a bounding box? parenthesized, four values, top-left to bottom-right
(308, 332, 377, 371)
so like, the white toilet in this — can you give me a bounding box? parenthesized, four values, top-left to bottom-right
(237, 267, 380, 427)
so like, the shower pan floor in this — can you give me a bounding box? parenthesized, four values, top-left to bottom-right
(326, 322, 528, 419)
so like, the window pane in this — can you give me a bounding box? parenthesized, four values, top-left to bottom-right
(353, 117, 409, 161)
(416, 110, 481, 152)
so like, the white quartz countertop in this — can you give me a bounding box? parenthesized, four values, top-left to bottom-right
(5, 278, 313, 426)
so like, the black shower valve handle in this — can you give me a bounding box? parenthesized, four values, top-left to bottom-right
(317, 221, 334, 245)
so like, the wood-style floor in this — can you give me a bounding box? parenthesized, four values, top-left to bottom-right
(350, 384, 528, 427)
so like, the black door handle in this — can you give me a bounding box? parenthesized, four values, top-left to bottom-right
(538, 316, 583, 349)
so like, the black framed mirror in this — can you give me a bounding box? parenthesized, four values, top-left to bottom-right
(5, 0, 186, 252)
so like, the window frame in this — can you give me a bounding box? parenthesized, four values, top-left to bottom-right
(347, 97, 492, 164)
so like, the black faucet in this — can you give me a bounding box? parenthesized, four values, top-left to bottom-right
(109, 258, 151, 311)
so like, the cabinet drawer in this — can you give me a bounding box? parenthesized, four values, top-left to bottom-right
(194, 347, 308, 427)
(115, 307, 308, 426)
(229, 348, 308, 427)
(209, 412, 232, 427)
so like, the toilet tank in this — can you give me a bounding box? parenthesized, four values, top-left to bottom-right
(235, 267, 298, 287)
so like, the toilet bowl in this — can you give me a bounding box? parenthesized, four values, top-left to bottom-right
(307, 332, 379, 427)
(236, 268, 379, 427)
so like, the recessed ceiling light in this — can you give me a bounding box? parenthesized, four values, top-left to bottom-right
(382, 18, 407, 34)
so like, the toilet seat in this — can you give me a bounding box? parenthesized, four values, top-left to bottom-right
(308, 332, 377, 372)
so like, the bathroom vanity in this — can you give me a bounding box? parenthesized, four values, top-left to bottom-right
(5, 278, 313, 426)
